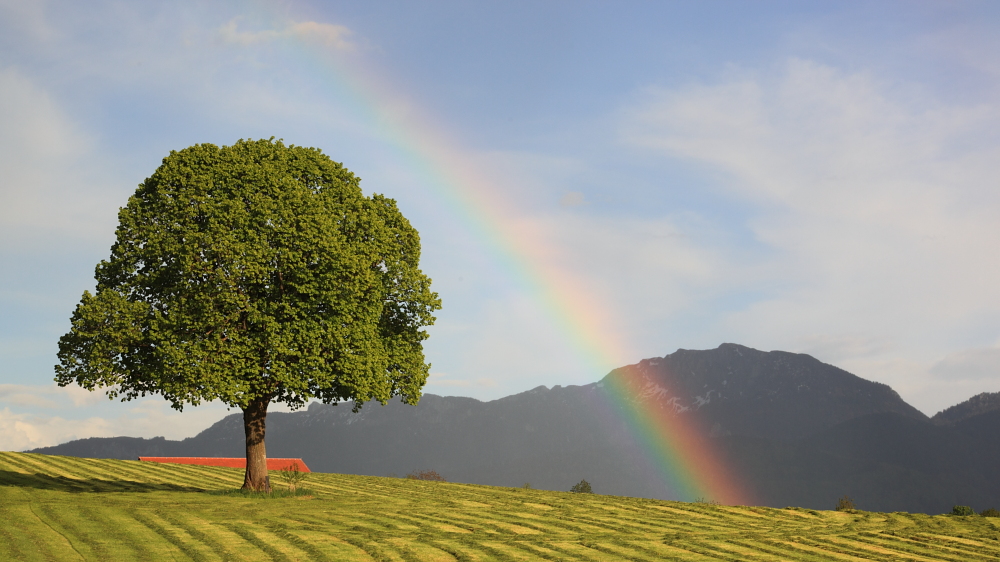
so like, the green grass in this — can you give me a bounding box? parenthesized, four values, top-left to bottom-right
(2, 452, 1000, 561)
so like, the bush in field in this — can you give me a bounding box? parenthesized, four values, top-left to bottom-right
(952, 505, 975, 516)
(406, 469, 446, 481)
(278, 464, 309, 492)
(981, 508, 1000, 517)
(835, 496, 855, 512)
(570, 480, 592, 494)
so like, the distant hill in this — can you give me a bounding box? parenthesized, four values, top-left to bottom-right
(30, 343, 1000, 514)
(932, 391, 1000, 425)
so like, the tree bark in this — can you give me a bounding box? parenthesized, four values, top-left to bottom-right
(241, 395, 271, 491)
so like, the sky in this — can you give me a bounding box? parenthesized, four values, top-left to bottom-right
(2, 0, 1000, 451)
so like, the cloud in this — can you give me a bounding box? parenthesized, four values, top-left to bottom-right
(0, 386, 60, 409)
(219, 19, 354, 51)
(0, 66, 120, 251)
(0, 381, 241, 450)
(931, 347, 1000, 382)
(0, 393, 234, 451)
(0, 383, 106, 409)
(0, 408, 114, 451)
(617, 58, 1000, 414)
(0, 0, 56, 42)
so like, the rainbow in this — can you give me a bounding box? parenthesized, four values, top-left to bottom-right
(244, 3, 750, 505)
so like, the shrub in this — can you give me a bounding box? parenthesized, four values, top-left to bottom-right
(835, 496, 855, 512)
(406, 469, 446, 481)
(981, 508, 1000, 517)
(277, 464, 309, 492)
(570, 480, 592, 494)
(952, 505, 975, 516)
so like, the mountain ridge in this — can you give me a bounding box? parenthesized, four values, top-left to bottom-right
(932, 391, 1000, 425)
(29, 343, 999, 513)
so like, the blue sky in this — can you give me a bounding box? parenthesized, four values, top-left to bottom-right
(3, 0, 1000, 450)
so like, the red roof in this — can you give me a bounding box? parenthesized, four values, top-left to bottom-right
(138, 457, 310, 472)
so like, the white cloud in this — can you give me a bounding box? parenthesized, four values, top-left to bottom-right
(931, 346, 1000, 381)
(0, 383, 105, 409)
(0, 378, 332, 450)
(0, 408, 114, 452)
(0, 0, 56, 42)
(0, 66, 120, 251)
(619, 58, 1000, 414)
(219, 19, 354, 51)
(0, 382, 238, 450)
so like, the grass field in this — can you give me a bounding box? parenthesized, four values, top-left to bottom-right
(2, 452, 1000, 561)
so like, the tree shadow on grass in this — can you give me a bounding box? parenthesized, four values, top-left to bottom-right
(0, 470, 204, 493)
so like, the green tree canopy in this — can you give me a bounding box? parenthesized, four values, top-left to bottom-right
(56, 139, 440, 490)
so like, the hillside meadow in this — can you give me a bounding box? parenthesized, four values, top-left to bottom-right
(1, 452, 999, 561)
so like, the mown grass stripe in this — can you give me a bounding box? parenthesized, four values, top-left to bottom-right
(5, 453, 197, 493)
(426, 538, 499, 562)
(824, 535, 957, 561)
(554, 539, 643, 562)
(6, 452, 1000, 562)
(127, 508, 212, 562)
(635, 538, 731, 561)
(155, 509, 247, 561)
(707, 536, 827, 562)
(772, 536, 884, 560)
(553, 537, 652, 562)
(0, 453, 81, 481)
(472, 540, 537, 561)
(504, 540, 579, 561)
(78, 503, 160, 561)
(908, 532, 1000, 558)
(856, 533, 979, 561)
(14, 454, 122, 484)
(222, 523, 294, 562)
(121, 461, 216, 489)
(851, 532, 995, 561)
(605, 538, 708, 562)
(392, 536, 462, 562)
(258, 521, 336, 562)
(736, 537, 861, 562)
(338, 535, 407, 562)
(18, 495, 87, 561)
(110, 459, 242, 488)
(33, 501, 114, 561)
(666, 539, 781, 562)
(0, 513, 33, 562)
(371, 510, 510, 537)
(783, 537, 891, 561)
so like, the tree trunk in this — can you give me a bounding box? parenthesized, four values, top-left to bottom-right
(241, 396, 271, 491)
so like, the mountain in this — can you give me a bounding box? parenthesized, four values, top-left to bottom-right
(29, 343, 1000, 514)
(932, 391, 1000, 425)
(604, 343, 927, 441)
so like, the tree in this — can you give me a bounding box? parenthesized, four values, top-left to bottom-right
(835, 496, 855, 512)
(570, 479, 592, 493)
(405, 469, 446, 481)
(55, 139, 441, 491)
